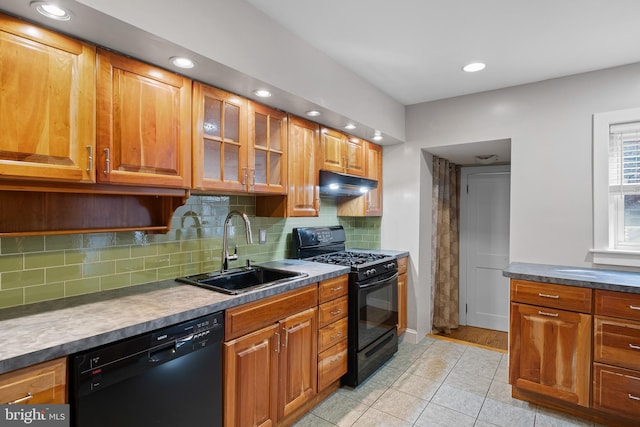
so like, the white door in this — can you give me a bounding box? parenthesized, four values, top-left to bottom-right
(460, 166, 510, 332)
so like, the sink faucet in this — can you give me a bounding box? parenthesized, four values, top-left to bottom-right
(221, 210, 253, 272)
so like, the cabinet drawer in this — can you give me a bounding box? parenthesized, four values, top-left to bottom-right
(318, 296, 347, 328)
(318, 275, 348, 303)
(397, 256, 407, 275)
(593, 362, 640, 419)
(318, 317, 348, 353)
(595, 290, 640, 321)
(510, 279, 592, 313)
(0, 358, 66, 404)
(225, 285, 317, 340)
(594, 315, 640, 371)
(318, 340, 347, 391)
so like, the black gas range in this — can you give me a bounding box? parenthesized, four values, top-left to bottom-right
(292, 226, 398, 387)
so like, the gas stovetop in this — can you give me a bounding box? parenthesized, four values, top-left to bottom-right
(307, 251, 391, 267)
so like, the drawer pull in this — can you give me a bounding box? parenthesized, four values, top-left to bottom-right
(330, 309, 343, 316)
(629, 343, 640, 350)
(629, 393, 640, 401)
(538, 310, 559, 317)
(330, 332, 343, 339)
(538, 293, 560, 299)
(630, 305, 640, 311)
(330, 286, 343, 292)
(9, 393, 32, 405)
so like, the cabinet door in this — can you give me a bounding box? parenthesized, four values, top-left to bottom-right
(287, 116, 319, 216)
(320, 127, 346, 173)
(97, 49, 191, 188)
(224, 324, 278, 427)
(0, 15, 95, 183)
(509, 302, 591, 406)
(192, 83, 248, 192)
(278, 307, 317, 419)
(398, 272, 407, 335)
(345, 136, 366, 176)
(249, 102, 287, 194)
(0, 358, 66, 404)
(365, 142, 382, 215)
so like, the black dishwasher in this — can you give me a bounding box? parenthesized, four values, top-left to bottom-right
(70, 311, 223, 427)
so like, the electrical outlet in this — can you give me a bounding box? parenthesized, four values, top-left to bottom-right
(259, 229, 267, 244)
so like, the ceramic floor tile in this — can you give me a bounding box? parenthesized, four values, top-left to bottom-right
(391, 371, 442, 401)
(486, 380, 537, 410)
(431, 383, 486, 418)
(371, 387, 428, 423)
(407, 353, 458, 382)
(367, 363, 406, 386)
(311, 393, 369, 427)
(337, 377, 387, 406)
(415, 402, 477, 427)
(477, 398, 536, 427)
(444, 368, 492, 396)
(293, 412, 336, 427)
(534, 406, 595, 427)
(350, 407, 412, 427)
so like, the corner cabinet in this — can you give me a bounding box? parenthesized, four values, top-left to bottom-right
(97, 48, 191, 188)
(0, 13, 96, 183)
(509, 280, 592, 407)
(397, 256, 408, 335)
(0, 358, 67, 404)
(192, 83, 248, 192)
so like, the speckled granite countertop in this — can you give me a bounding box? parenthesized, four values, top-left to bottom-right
(503, 262, 640, 293)
(0, 260, 350, 374)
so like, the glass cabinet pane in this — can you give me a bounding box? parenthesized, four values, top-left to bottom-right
(270, 117, 282, 151)
(204, 140, 221, 180)
(255, 113, 268, 147)
(270, 152, 281, 186)
(255, 150, 267, 184)
(224, 103, 240, 142)
(203, 97, 222, 138)
(224, 144, 240, 182)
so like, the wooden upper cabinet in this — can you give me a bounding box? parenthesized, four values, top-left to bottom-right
(192, 82, 248, 192)
(320, 127, 365, 176)
(337, 141, 382, 217)
(249, 102, 287, 194)
(97, 49, 191, 188)
(287, 116, 320, 216)
(0, 14, 96, 183)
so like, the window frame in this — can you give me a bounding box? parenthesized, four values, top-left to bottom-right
(592, 107, 640, 266)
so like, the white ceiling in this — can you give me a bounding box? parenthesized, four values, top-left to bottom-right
(245, 0, 640, 106)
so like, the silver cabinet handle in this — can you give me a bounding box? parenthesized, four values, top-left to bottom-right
(629, 343, 640, 350)
(103, 148, 110, 175)
(330, 332, 342, 340)
(629, 393, 640, 401)
(86, 146, 93, 173)
(330, 286, 343, 292)
(538, 310, 559, 317)
(630, 305, 640, 311)
(538, 293, 560, 299)
(241, 168, 247, 185)
(274, 332, 280, 353)
(9, 393, 32, 405)
(251, 168, 256, 186)
(330, 309, 342, 316)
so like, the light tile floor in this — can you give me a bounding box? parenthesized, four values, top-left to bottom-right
(294, 337, 602, 427)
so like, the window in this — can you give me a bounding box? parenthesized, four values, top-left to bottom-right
(592, 108, 640, 266)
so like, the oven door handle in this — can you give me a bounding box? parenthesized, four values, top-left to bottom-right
(358, 272, 398, 289)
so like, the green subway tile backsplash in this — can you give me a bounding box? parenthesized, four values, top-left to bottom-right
(0, 195, 381, 308)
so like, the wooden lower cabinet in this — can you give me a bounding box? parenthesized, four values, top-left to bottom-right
(509, 302, 592, 406)
(0, 357, 67, 404)
(593, 363, 640, 419)
(317, 276, 349, 392)
(397, 256, 408, 335)
(223, 286, 318, 427)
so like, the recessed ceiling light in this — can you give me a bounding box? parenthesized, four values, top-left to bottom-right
(31, 2, 70, 20)
(372, 135, 383, 142)
(463, 62, 486, 73)
(345, 123, 356, 130)
(253, 89, 272, 98)
(305, 110, 321, 117)
(169, 56, 196, 69)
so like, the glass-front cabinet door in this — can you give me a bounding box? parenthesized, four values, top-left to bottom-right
(249, 102, 287, 194)
(192, 83, 247, 192)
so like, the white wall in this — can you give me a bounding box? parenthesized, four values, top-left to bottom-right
(383, 62, 640, 338)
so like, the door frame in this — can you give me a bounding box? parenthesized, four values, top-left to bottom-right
(458, 164, 511, 326)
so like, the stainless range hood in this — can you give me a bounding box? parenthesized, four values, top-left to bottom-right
(319, 170, 378, 197)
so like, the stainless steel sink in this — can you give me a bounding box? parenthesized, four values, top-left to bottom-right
(177, 266, 308, 295)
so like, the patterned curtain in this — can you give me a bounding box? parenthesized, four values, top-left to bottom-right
(431, 156, 461, 333)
